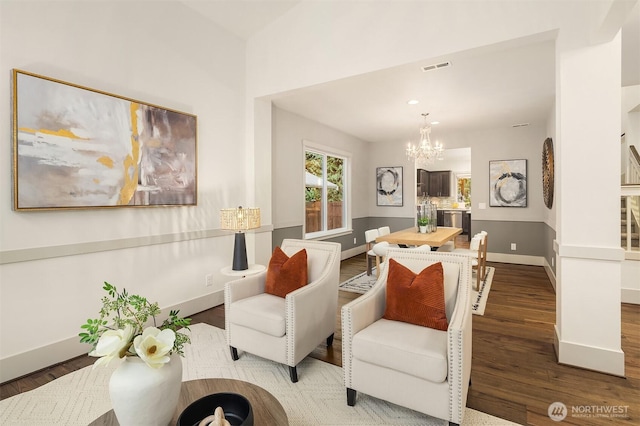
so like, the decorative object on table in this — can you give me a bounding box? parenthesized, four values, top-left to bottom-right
(79, 282, 191, 426)
(11, 69, 197, 211)
(489, 159, 527, 207)
(376, 166, 403, 206)
(198, 407, 231, 426)
(220, 206, 261, 271)
(405, 113, 444, 165)
(416, 201, 437, 233)
(177, 393, 253, 426)
(542, 137, 554, 209)
(418, 217, 429, 233)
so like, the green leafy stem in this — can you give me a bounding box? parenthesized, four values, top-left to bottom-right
(79, 282, 191, 357)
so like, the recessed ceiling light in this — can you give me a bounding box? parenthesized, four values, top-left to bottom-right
(430, 121, 440, 125)
(407, 100, 419, 105)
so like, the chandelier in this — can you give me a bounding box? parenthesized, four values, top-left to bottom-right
(406, 113, 444, 164)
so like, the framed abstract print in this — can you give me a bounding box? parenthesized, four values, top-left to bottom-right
(376, 166, 403, 206)
(489, 159, 527, 207)
(12, 69, 197, 210)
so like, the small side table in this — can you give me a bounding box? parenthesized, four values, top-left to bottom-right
(221, 264, 266, 278)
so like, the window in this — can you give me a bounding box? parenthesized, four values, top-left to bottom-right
(304, 143, 350, 239)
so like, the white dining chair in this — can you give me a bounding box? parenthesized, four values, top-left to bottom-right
(364, 229, 380, 276)
(453, 231, 488, 290)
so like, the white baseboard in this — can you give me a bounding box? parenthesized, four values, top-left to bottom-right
(342, 245, 365, 260)
(0, 291, 224, 384)
(622, 288, 640, 304)
(554, 325, 625, 377)
(486, 252, 545, 266)
(543, 258, 557, 292)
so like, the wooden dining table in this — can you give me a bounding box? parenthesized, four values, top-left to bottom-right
(376, 226, 463, 248)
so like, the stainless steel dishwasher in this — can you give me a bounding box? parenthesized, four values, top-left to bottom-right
(443, 210, 462, 228)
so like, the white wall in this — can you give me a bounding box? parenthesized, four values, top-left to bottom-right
(0, 1, 249, 381)
(271, 106, 371, 228)
(437, 124, 548, 223)
(247, 1, 600, 231)
(372, 123, 548, 222)
(368, 140, 416, 219)
(247, 0, 628, 375)
(247, 1, 604, 99)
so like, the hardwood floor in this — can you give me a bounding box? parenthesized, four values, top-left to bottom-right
(2, 245, 639, 425)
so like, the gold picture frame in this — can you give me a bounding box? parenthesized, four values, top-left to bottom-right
(12, 69, 197, 211)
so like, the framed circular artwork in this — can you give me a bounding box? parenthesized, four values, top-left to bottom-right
(542, 137, 554, 209)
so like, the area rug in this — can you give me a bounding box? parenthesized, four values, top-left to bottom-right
(339, 266, 495, 316)
(0, 324, 516, 425)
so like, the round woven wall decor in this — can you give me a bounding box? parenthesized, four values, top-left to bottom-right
(542, 137, 554, 209)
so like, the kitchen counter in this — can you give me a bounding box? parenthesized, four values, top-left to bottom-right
(437, 209, 471, 239)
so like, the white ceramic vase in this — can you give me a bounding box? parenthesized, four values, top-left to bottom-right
(109, 354, 183, 426)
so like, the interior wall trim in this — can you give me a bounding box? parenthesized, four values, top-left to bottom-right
(554, 325, 625, 377)
(553, 240, 625, 262)
(0, 226, 273, 265)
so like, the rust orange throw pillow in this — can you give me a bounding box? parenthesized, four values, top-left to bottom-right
(383, 259, 449, 331)
(264, 247, 308, 298)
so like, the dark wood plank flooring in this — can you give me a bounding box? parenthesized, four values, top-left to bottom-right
(2, 243, 639, 425)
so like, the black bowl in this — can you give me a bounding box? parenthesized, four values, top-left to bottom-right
(177, 392, 253, 426)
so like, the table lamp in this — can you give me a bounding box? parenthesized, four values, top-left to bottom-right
(220, 206, 261, 271)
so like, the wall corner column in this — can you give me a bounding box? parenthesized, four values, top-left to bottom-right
(554, 32, 625, 377)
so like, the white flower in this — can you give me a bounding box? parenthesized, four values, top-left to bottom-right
(134, 327, 176, 368)
(89, 324, 134, 368)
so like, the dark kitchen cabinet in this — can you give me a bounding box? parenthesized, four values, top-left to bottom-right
(428, 171, 451, 197)
(437, 210, 445, 227)
(416, 169, 429, 197)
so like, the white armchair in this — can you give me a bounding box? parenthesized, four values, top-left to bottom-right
(224, 239, 341, 382)
(341, 249, 473, 425)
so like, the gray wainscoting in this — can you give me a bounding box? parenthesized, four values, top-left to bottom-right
(471, 219, 552, 259)
(273, 218, 556, 273)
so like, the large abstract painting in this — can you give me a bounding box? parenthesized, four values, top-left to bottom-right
(12, 69, 197, 210)
(376, 166, 403, 206)
(489, 159, 527, 207)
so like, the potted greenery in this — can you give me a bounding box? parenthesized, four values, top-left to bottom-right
(417, 217, 429, 233)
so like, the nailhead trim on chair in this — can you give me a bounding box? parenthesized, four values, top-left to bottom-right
(342, 249, 471, 423)
(384, 249, 472, 425)
(341, 305, 353, 389)
(283, 239, 341, 376)
(224, 282, 232, 349)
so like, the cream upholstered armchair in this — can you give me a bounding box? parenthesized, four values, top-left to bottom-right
(341, 249, 473, 426)
(224, 239, 341, 382)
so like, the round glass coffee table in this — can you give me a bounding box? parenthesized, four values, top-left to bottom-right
(89, 378, 288, 425)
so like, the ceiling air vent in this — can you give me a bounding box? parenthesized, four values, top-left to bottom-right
(421, 61, 451, 72)
(512, 123, 530, 128)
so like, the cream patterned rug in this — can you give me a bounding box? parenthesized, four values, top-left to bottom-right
(471, 266, 495, 316)
(339, 266, 495, 316)
(0, 323, 515, 425)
